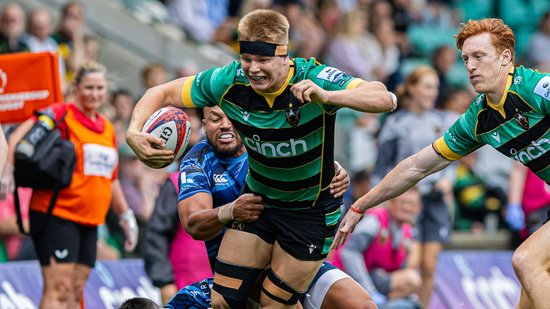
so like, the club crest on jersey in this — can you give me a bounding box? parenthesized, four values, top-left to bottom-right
(286, 93, 301, 127)
(514, 109, 529, 130)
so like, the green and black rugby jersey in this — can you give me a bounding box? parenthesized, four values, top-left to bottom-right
(180, 57, 364, 209)
(434, 66, 550, 181)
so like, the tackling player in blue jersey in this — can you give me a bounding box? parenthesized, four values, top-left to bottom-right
(166, 106, 375, 308)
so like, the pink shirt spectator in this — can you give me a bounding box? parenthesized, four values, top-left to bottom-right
(522, 170, 550, 215)
(0, 187, 32, 259)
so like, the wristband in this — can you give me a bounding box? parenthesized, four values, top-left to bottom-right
(218, 203, 235, 224)
(389, 92, 397, 112)
(350, 206, 365, 214)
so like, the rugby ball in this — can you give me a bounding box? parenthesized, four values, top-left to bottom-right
(141, 106, 192, 168)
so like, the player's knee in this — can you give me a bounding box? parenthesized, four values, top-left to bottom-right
(212, 258, 263, 309)
(512, 247, 531, 278)
(43, 278, 72, 303)
(403, 269, 422, 292)
(261, 270, 305, 305)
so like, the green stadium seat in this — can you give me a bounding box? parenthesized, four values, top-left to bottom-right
(453, 0, 494, 21)
(407, 25, 458, 57)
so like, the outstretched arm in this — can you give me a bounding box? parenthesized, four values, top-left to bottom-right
(332, 145, 452, 249)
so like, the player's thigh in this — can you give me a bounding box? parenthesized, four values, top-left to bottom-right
(319, 277, 375, 309)
(217, 228, 272, 268)
(269, 241, 323, 292)
(302, 263, 375, 309)
(516, 220, 550, 268)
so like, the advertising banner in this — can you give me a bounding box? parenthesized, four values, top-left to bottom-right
(0, 251, 521, 309)
(0, 260, 160, 309)
(0, 52, 63, 124)
(431, 251, 520, 309)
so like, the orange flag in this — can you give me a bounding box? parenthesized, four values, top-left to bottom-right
(0, 51, 63, 123)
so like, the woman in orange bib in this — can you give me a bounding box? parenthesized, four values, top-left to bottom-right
(9, 61, 138, 309)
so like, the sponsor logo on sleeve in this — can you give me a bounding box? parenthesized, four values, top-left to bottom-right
(533, 76, 550, 99)
(316, 67, 349, 84)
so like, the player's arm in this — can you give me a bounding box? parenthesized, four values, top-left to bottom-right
(291, 79, 395, 113)
(126, 77, 191, 166)
(355, 145, 451, 212)
(332, 145, 452, 249)
(179, 192, 264, 240)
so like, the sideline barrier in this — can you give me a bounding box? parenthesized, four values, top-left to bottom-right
(0, 259, 160, 309)
(430, 251, 520, 309)
(0, 251, 521, 309)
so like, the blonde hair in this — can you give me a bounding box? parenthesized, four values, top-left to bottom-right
(396, 65, 438, 102)
(455, 18, 515, 61)
(238, 9, 289, 45)
(73, 61, 107, 85)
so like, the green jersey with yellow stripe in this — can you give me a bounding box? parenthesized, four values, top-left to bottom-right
(180, 57, 363, 209)
(434, 66, 550, 181)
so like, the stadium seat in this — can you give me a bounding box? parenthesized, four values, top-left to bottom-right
(407, 25, 458, 57)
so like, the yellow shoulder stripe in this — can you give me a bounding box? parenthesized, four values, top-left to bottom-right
(433, 137, 462, 161)
(346, 78, 364, 89)
(181, 77, 196, 108)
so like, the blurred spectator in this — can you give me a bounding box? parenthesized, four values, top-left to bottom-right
(371, 66, 456, 308)
(453, 152, 506, 233)
(272, 0, 326, 59)
(0, 129, 35, 261)
(7, 62, 138, 308)
(420, 0, 454, 28)
(439, 87, 474, 116)
(431, 45, 457, 107)
(110, 88, 135, 142)
(166, 0, 231, 44)
(325, 9, 377, 80)
(368, 16, 401, 85)
(473, 145, 513, 196)
(524, 11, 550, 68)
(25, 8, 66, 91)
(139, 62, 168, 98)
(388, 0, 417, 56)
(143, 171, 212, 304)
(83, 34, 101, 62)
(506, 162, 550, 240)
(390, 0, 419, 34)
(53, 1, 86, 86)
(176, 61, 199, 78)
(1, 126, 38, 263)
(0, 2, 29, 54)
(342, 168, 373, 214)
(348, 111, 381, 172)
(331, 188, 422, 308)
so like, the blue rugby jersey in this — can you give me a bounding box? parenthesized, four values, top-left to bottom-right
(178, 139, 248, 266)
(166, 278, 213, 309)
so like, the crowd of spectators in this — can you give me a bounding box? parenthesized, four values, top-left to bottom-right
(0, 0, 550, 306)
